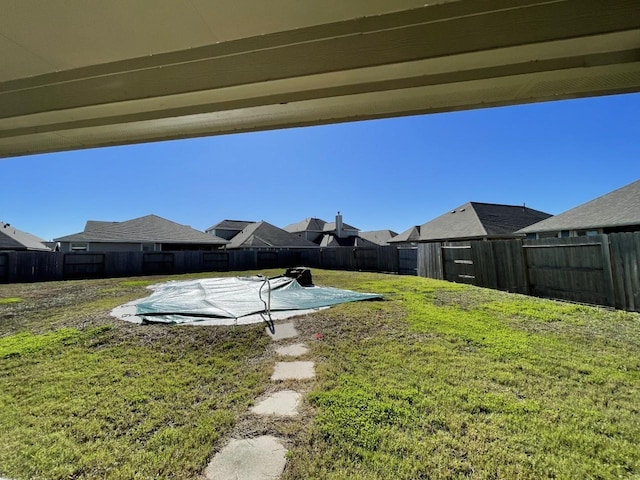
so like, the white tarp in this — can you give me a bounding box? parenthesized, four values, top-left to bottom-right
(133, 275, 381, 324)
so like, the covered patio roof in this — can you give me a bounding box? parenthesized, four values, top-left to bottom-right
(2, 0, 640, 158)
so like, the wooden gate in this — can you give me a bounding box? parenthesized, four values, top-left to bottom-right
(523, 236, 614, 306)
(354, 248, 377, 271)
(442, 244, 475, 284)
(398, 247, 417, 275)
(63, 253, 105, 279)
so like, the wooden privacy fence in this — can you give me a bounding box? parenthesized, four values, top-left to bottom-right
(0, 246, 404, 284)
(417, 232, 640, 312)
(5, 235, 639, 312)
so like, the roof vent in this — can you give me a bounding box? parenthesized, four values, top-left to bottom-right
(450, 210, 456, 214)
(460, 208, 465, 212)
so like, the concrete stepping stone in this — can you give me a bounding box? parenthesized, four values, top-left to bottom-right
(271, 361, 315, 381)
(204, 435, 287, 480)
(250, 390, 302, 416)
(275, 343, 308, 357)
(266, 322, 298, 341)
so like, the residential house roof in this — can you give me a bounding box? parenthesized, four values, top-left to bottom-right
(55, 214, 228, 245)
(283, 217, 327, 234)
(205, 219, 253, 232)
(0, 222, 51, 251)
(322, 221, 359, 233)
(359, 229, 398, 245)
(319, 234, 378, 247)
(416, 202, 552, 242)
(388, 225, 421, 243)
(518, 179, 640, 234)
(227, 221, 319, 249)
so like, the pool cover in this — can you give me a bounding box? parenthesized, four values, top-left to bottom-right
(135, 275, 381, 324)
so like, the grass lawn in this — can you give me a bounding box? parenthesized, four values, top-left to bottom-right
(1, 270, 639, 479)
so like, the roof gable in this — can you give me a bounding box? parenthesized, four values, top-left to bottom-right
(319, 234, 378, 247)
(472, 202, 552, 235)
(228, 221, 318, 248)
(283, 217, 327, 234)
(55, 214, 228, 244)
(418, 202, 551, 241)
(389, 225, 421, 243)
(519, 179, 640, 233)
(359, 229, 398, 245)
(0, 223, 51, 251)
(205, 219, 253, 232)
(323, 221, 359, 233)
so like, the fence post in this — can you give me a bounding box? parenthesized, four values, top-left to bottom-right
(521, 241, 531, 295)
(600, 234, 616, 307)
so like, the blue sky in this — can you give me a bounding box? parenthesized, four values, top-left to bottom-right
(2, 92, 640, 241)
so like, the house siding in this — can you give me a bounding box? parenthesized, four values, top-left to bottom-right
(59, 242, 149, 253)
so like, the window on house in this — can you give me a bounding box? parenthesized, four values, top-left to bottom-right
(70, 243, 88, 251)
(560, 230, 570, 238)
(576, 230, 600, 237)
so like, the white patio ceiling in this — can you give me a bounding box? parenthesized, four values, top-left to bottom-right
(1, 0, 639, 158)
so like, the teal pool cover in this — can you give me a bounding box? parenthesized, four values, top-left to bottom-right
(135, 275, 382, 324)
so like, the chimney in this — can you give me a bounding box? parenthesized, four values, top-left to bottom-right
(336, 211, 344, 238)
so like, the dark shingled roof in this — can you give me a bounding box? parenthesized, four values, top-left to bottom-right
(0, 222, 51, 251)
(359, 229, 398, 245)
(417, 202, 552, 242)
(323, 221, 359, 233)
(318, 234, 378, 247)
(388, 225, 421, 243)
(518, 179, 640, 234)
(227, 221, 319, 249)
(205, 219, 253, 232)
(283, 217, 327, 234)
(55, 214, 228, 245)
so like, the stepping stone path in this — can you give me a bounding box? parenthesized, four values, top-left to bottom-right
(204, 436, 287, 480)
(271, 361, 315, 381)
(250, 390, 302, 416)
(205, 321, 315, 480)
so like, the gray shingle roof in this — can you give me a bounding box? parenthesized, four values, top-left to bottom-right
(283, 217, 327, 234)
(323, 221, 359, 233)
(205, 219, 253, 232)
(0, 222, 51, 251)
(359, 229, 398, 245)
(318, 234, 378, 247)
(417, 202, 552, 242)
(388, 225, 421, 243)
(518, 179, 640, 234)
(228, 221, 319, 249)
(55, 214, 228, 245)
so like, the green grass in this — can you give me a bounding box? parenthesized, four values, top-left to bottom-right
(0, 274, 271, 479)
(284, 272, 640, 480)
(1, 270, 639, 479)
(0, 297, 22, 304)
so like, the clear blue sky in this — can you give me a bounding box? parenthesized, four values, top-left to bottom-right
(3, 93, 640, 241)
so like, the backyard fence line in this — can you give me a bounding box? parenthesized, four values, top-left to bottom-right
(416, 232, 640, 313)
(3, 233, 640, 313)
(0, 246, 407, 284)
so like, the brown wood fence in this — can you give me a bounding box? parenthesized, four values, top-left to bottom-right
(417, 232, 640, 312)
(5, 235, 640, 312)
(417, 242, 442, 279)
(0, 246, 402, 284)
(398, 247, 418, 275)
